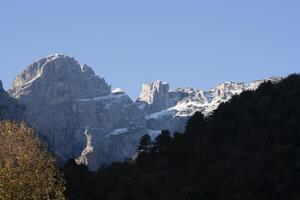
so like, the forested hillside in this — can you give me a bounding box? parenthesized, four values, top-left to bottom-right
(0, 121, 65, 199)
(64, 74, 300, 200)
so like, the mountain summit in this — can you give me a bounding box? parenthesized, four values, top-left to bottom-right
(10, 54, 111, 100)
(6, 54, 282, 170)
(10, 54, 146, 170)
(136, 78, 281, 134)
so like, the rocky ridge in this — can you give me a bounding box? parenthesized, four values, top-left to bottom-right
(9, 54, 146, 171)
(6, 54, 281, 170)
(137, 78, 281, 135)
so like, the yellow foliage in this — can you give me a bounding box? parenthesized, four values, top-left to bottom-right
(0, 121, 65, 200)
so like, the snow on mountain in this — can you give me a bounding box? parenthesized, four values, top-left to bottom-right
(112, 88, 125, 95)
(137, 78, 281, 133)
(107, 128, 129, 137)
(10, 54, 146, 171)
(7, 53, 283, 170)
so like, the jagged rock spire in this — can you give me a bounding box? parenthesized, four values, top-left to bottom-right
(136, 80, 170, 113)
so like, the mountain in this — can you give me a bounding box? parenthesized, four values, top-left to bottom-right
(136, 78, 281, 135)
(8, 54, 281, 170)
(64, 74, 300, 200)
(10, 54, 146, 170)
(0, 80, 25, 121)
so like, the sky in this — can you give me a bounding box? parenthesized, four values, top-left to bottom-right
(0, 1, 299, 99)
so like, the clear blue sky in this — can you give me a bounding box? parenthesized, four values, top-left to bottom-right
(0, 1, 299, 99)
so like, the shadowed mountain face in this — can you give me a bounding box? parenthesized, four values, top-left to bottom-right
(8, 54, 281, 170)
(0, 80, 25, 121)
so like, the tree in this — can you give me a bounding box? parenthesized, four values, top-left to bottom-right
(62, 74, 300, 200)
(155, 130, 172, 152)
(0, 121, 65, 200)
(185, 111, 205, 133)
(138, 134, 151, 152)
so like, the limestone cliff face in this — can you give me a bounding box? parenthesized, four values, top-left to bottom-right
(10, 54, 111, 101)
(137, 79, 281, 136)
(10, 54, 146, 170)
(136, 81, 170, 113)
(8, 53, 281, 170)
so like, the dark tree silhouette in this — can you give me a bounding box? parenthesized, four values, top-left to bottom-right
(64, 74, 300, 200)
(138, 134, 152, 152)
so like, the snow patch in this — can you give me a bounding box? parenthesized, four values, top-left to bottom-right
(77, 94, 127, 102)
(112, 88, 124, 94)
(106, 128, 129, 137)
(145, 109, 174, 119)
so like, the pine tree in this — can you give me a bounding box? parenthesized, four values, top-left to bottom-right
(155, 130, 172, 152)
(138, 134, 151, 152)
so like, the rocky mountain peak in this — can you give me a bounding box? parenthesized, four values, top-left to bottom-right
(4, 54, 286, 170)
(136, 80, 170, 113)
(0, 80, 3, 91)
(10, 54, 111, 101)
(208, 81, 246, 102)
(8, 54, 146, 170)
(12, 54, 75, 88)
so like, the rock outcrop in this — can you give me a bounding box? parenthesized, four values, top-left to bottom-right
(7, 53, 282, 170)
(138, 78, 281, 135)
(10, 54, 146, 170)
(136, 81, 170, 113)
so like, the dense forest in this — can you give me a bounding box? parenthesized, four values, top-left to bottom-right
(63, 74, 300, 200)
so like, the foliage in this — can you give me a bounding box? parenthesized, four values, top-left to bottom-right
(138, 134, 152, 152)
(0, 121, 65, 200)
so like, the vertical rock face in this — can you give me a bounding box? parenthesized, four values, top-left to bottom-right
(136, 81, 170, 113)
(10, 54, 111, 101)
(137, 79, 281, 135)
(10, 54, 146, 171)
(8, 53, 282, 170)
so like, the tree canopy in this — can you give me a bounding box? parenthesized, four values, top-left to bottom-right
(0, 121, 65, 200)
(63, 74, 300, 200)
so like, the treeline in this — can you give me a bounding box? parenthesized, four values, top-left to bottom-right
(63, 74, 300, 200)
